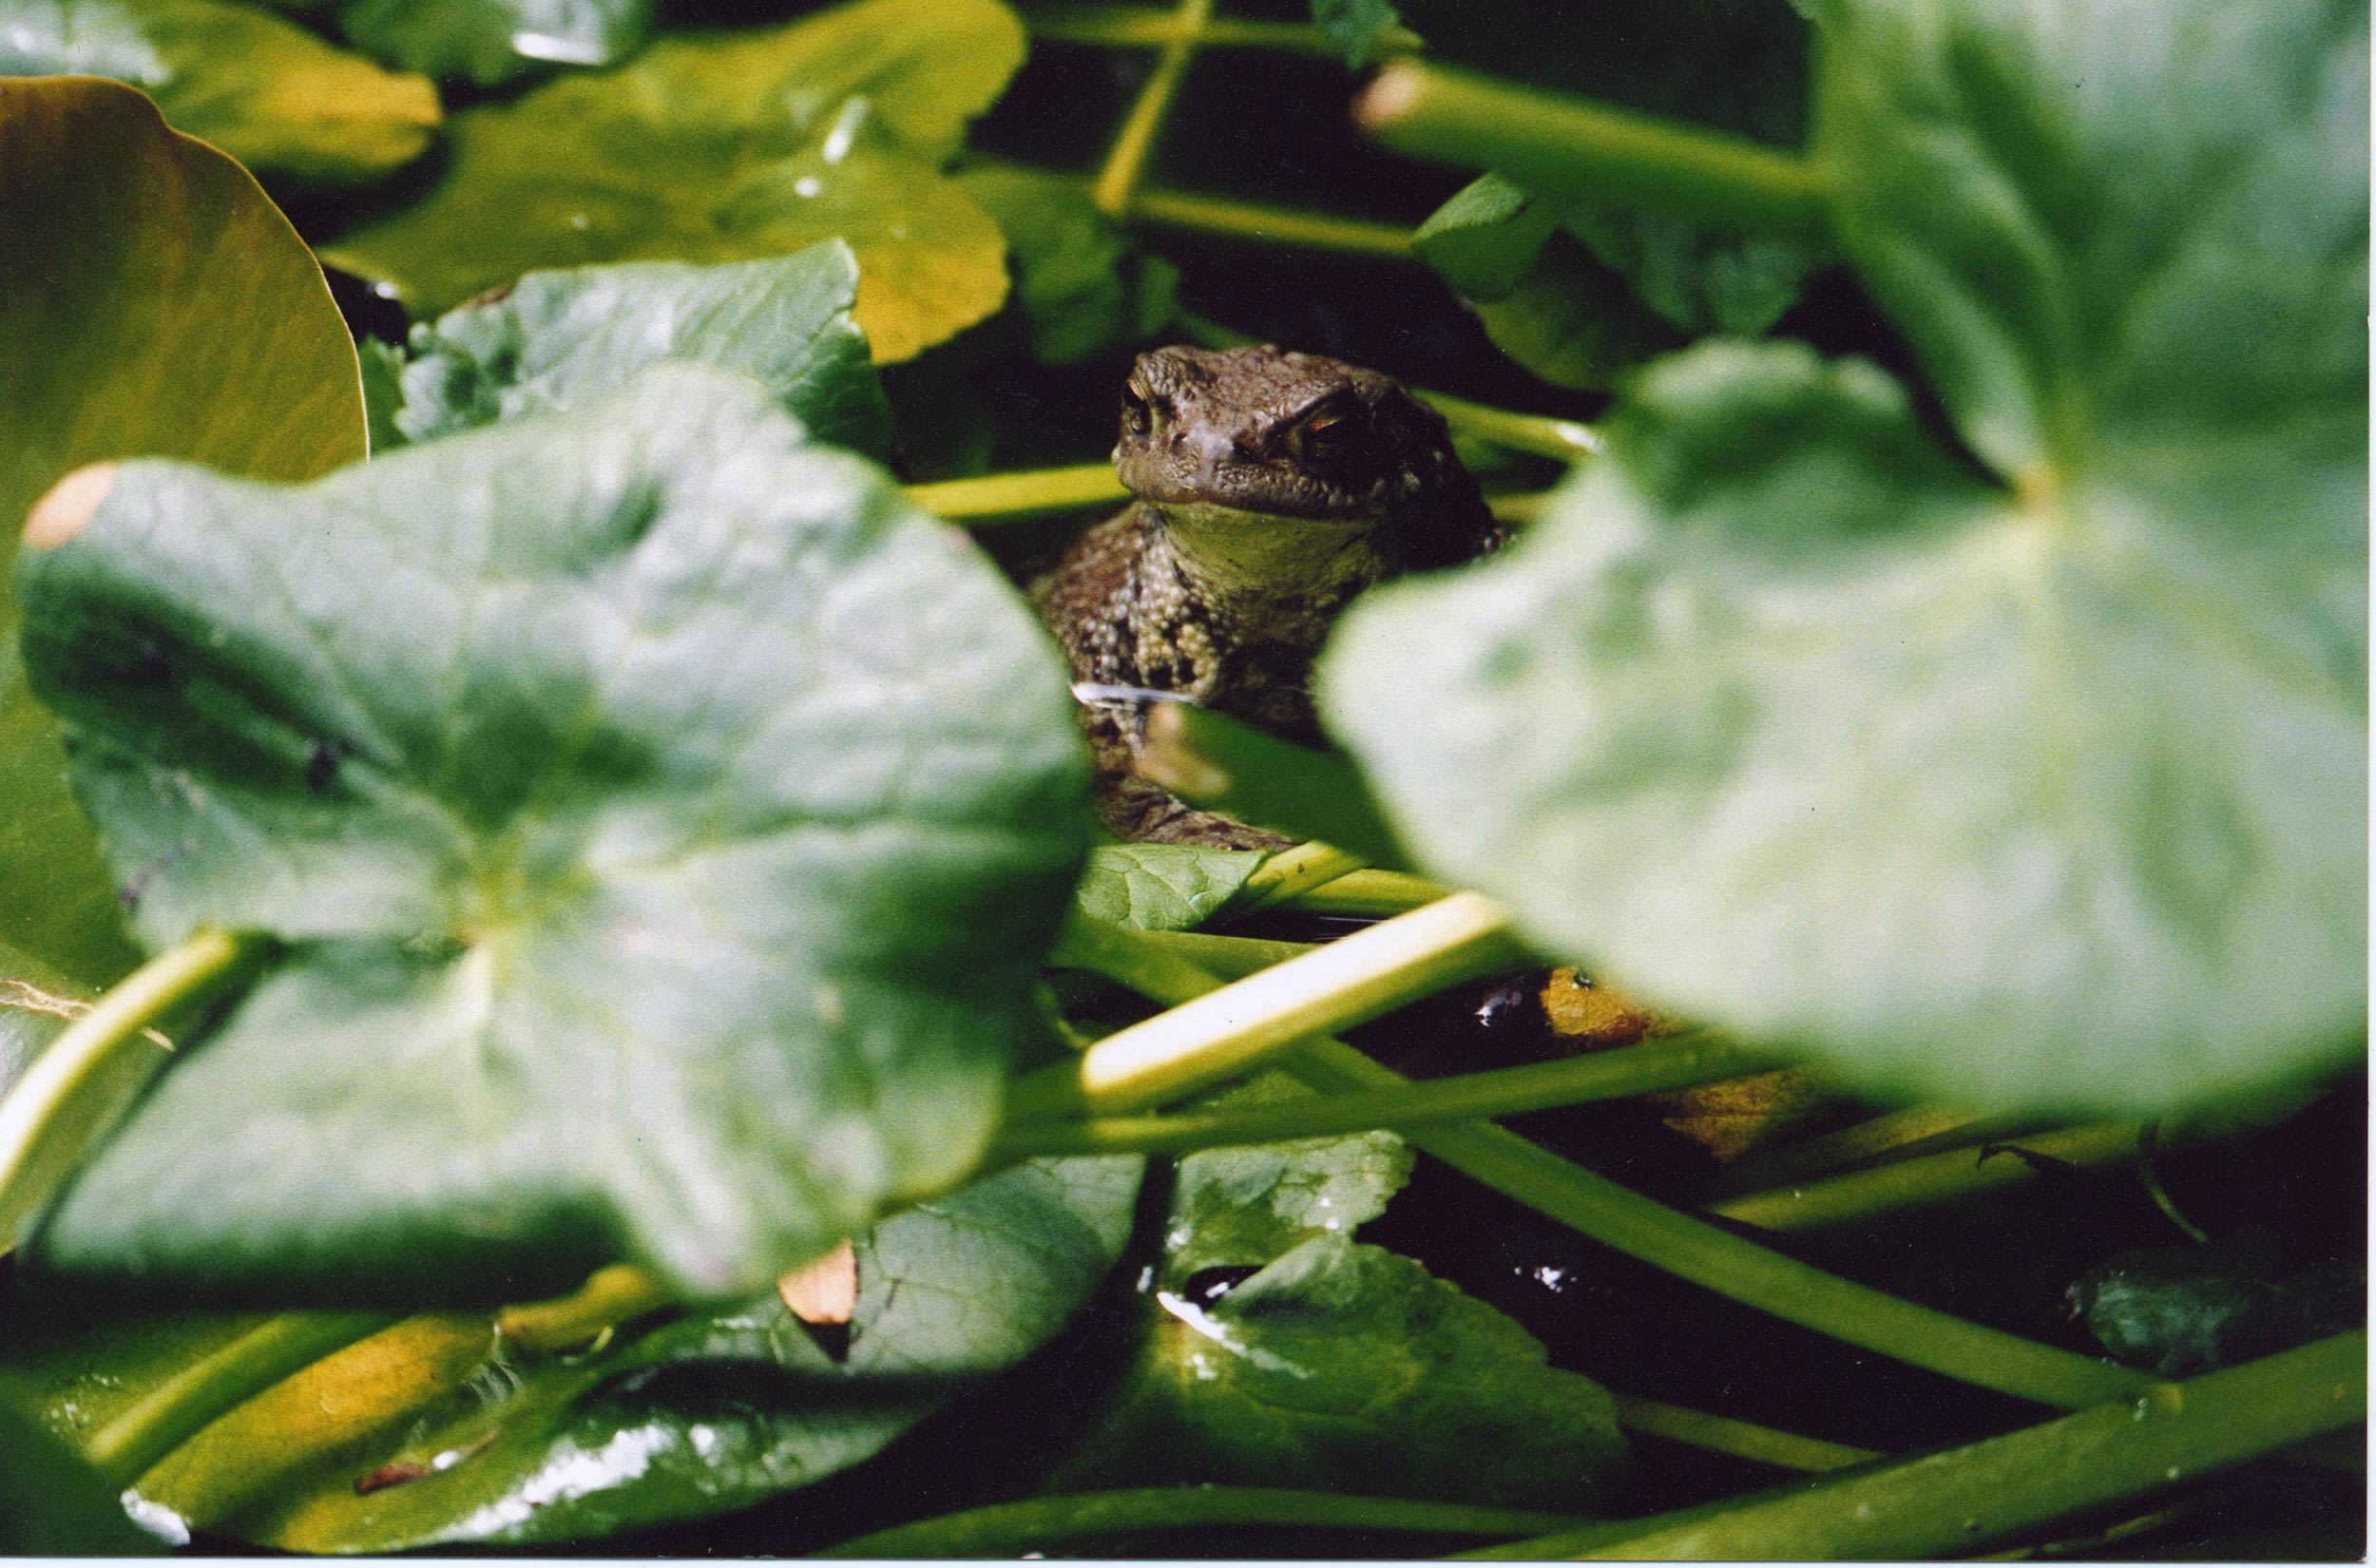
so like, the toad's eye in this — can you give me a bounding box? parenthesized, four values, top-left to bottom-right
(1290, 403, 1371, 481)
(1121, 385, 1154, 439)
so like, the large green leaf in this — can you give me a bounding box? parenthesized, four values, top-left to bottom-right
(0, 77, 368, 985)
(265, 0, 653, 87)
(0, 1400, 163, 1553)
(319, 0, 1024, 361)
(1324, 0, 2365, 1110)
(1053, 1100, 1622, 1508)
(371, 244, 894, 457)
(0, 0, 438, 188)
(0, 1157, 1140, 1550)
(16, 365, 1091, 1303)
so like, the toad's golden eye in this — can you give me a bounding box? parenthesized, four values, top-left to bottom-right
(1290, 405, 1370, 478)
(1121, 385, 1154, 439)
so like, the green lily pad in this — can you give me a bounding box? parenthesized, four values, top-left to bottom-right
(319, 0, 1025, 362)
(371, 243, 894, 457)
(0, 77, 368, 986)
(1324, 0, 2365, 1111)
(17, 365, 1091, 1303)
(265, 0, 653, 86)
(0, 0, 439, 188)
(1053, 1112, 1621, 1508)
(1071, 845, 1263, 935)
(0, 1156, 1140, 1550)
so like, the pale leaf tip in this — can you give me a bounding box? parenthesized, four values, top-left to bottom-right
(25, 463, 116, 548)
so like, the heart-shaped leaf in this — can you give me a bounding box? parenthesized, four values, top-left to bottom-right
(318, 0, 1024, 361)
(1324, 0, 2366, 1112)
(0, 0, 439, 188)
(370, 244, 894, 457)
(0, 1157, 1140, 1549)
(0, 77, 368, 985)
(17, 365, 1091, 1303)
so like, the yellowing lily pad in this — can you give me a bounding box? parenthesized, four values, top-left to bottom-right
(321, 0, 1025, 361)
(0, 77, 367, 984)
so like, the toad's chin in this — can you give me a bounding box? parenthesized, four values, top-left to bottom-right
(1151, 500, 1384, 598)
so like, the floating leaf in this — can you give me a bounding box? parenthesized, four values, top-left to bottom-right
(1054, 1112, 1620, 1508)
(1326, 0, 2366, 1118)
(0, 77, 367, 985)
(0, 1157, 1140, 1549)
(373, 244, 894, 457)
(18, 366, 1090, 1302)
(1070, 845, 1263, 935)
(264, 0, 653, 86)
(320, 0, 1024, 361)
(0, 0, 438, 188)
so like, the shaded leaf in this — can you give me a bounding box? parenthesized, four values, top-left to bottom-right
(0, 1399, 163, 1553)
(1470, 237, 1683, 392)
(0, 77, 367, 985)
(1312, 0, 1402, 70)
(18, 366, 1090, 1302)
(957, 165, 1178, 366)
(1160, 1073, 1412, 1279)
(319, 0, 1025, 360)
(373, 244, 894, 457)
(0, 0, 438, 188)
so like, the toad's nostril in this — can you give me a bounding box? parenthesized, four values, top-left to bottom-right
(1183, 426, 1235, 485)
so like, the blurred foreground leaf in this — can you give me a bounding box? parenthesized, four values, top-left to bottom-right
(0, 77, 367, 985)
(321, 0, 1024, 360)
(17, 366, 1089, 1303)
(263, 0, 653, 86)
(1326, 0, 2366, 1112)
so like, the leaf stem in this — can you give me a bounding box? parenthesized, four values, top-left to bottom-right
(1090, 0, 1212, 218)
(1280, 868, 1450, 917)
(1610, 1393, 1880, 1473)
(1138, 704, 1407, 862)
(1015, 893, 1527, 1116)
(996, 1033, 1770, 1157)
(1709, 1122, 2152, 1234)
(816, 1484, 1587, 1557)
(1469, 1332, 2366, 1560)
(0, 927, 265, 1251)
(1291, 1037, 2154, 1411)
(1129, 187, 1415, 258)
(1356, 61, 1833, 244)
(496, 1262, 671, 1352)
(905, 464, 1127, 522)
(1221, 841, 1369, 917)
(1025, 5, 1424, 60)
(82, 1310, 396, 1488)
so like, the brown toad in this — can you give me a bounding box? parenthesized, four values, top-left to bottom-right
(1032, 345, 1496, 847)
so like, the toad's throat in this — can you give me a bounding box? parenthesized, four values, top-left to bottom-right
(1147, 499, 1384, 602)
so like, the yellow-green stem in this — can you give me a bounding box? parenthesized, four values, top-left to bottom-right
(1090, 0, 1212, 217)
(906, 464, 1126, 522)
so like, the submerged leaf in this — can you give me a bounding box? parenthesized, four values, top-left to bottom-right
(0, 0, 439, 188)
(319, 0, 1024, 360)
(17, 366, 1090, 1302)
(374, 244, 894, 457)
(0, 77, 367, 985)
